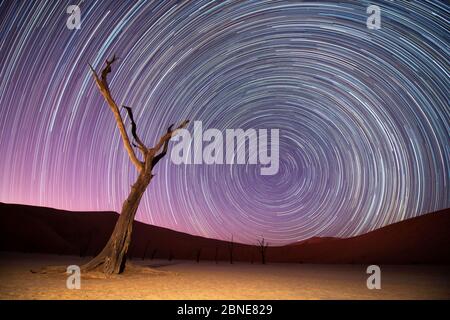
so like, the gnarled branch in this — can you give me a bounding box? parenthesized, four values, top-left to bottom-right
(101, 55, 118, 87)
(88, 58, 144, 171)
(152, 120, 189, 155)
(152, 124, 178, 167)
(122, 105, 147, 154)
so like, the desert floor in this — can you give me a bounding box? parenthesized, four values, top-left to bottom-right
(0, 253, 449, 299)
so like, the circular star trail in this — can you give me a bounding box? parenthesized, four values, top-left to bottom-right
(0, 0, 448, 244)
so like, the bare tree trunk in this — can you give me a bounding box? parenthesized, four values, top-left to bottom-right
(257, 237, 269, 265)
(142, 240, 151, 260)
(215, 245, 219, 264)
(228, 235, 234, 264)
(59, 56, 189, 275)
(196, 248, 202, 263)
(82, 168, 153, 274)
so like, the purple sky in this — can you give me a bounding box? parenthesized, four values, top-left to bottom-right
(0, 0, 448, 244)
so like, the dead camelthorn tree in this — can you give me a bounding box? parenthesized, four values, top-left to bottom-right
(257, 237, 269, 265)
(78, 55, 189, 274)
(215, 245, 219, 264)
(142, 240, 151, 260)
(228, 235, 234, 264)
(196, 248, 202, 263)
(151, 249, 158, 260)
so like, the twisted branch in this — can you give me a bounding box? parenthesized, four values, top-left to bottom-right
(122, 105, 147, 154)
(88, 58, 144, 171)
(151, 120, 189, 166)
(152, 120, 189, 153)
(89, 55, 189, 171)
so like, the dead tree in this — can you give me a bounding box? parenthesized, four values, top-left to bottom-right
(257, 237, 269, 264)
(142, 240, 151, 260)
(228, 235, 234, 264)
(215, 245, 219, 264)
(151, 249, 158, 260)
(196, 248, 202, 263)
(79, 56, 189, 274)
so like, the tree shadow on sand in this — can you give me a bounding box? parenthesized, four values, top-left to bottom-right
(31, 261, 176, 278)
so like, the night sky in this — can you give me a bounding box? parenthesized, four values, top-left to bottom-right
(0, 0, 448, 245)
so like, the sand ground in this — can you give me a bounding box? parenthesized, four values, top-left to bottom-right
(0, 253, 449, 299)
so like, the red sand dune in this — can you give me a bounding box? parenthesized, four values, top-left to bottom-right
(286, 236, 339, 246)
(0, 202, 449, 264)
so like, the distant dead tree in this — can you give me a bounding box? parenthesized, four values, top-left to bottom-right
(77, 56, 189, 274)
(257, 237, 269, 265)
(151, 248, 158, 260)
(215, 245, 219, 264)
(168, 250, 174, 261)
(196, 248, 202, 263)
(228, 235, 234, 264)
(142, 240, 151, 260)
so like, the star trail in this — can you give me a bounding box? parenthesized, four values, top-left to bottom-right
(0, 0, 448, 245)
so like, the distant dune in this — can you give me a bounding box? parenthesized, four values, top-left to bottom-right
(286, 236, 339, 246)
(0, 202, 449, 264)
